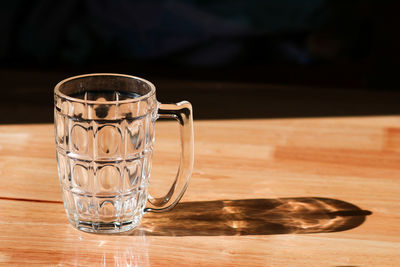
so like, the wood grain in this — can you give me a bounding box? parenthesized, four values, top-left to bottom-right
(1, 117, 400, 266)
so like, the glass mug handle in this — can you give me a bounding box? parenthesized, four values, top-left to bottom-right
(144, 101, 194, 213)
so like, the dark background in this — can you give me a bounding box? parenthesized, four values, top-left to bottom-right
(0, 0, 399, 123)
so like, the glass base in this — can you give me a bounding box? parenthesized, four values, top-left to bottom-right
(69, 218, 141, 234)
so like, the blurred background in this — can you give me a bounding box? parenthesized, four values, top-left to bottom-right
(0, 0, 399, 123)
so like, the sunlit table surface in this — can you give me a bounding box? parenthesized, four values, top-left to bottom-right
(0, 117, 400, 266)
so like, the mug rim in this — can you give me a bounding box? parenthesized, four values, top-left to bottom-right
(54, 73, 156, 105)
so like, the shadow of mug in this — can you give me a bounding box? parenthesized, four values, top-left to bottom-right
(127, 197, 371, 236)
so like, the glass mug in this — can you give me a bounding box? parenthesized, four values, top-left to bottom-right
(54, 73, 194, 233)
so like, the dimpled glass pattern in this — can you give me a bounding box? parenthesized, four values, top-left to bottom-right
(55, 77, 158, 233)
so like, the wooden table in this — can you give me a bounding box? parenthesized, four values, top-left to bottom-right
(1, 117, 400, 266)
